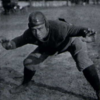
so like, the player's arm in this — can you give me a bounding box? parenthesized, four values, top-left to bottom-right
(0, 35, 29, 50)
(0, 30, 31, 50)
(69, 26, 97, 42)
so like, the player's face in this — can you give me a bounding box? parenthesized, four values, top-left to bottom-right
(30, 24, 48, 41)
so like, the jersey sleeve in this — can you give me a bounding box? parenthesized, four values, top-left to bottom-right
(12, 29, 36, 48)
(58, 19, 88, 37)
(67, 25, 88, 37)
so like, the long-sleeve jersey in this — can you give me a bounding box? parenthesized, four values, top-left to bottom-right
(12, 20, 87, 55)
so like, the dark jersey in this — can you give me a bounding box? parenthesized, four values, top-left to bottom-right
(12, 20, 87, 55)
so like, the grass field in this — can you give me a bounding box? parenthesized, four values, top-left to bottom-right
(0, 5, 100, 100)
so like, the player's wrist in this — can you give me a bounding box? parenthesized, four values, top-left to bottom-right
(82, 28, 89, 37)
(83, 28, 97, 37)
(79, 28, 88, 37)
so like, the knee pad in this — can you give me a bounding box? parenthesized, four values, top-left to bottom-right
(23, 58, 40, 71)
(23, 58, 33, 66)
(23, 58, 34, 71)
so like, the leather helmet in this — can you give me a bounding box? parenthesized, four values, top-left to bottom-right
(28, 11, 46, 27)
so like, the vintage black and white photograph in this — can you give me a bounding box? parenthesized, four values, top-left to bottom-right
(0, 0, 100, 100)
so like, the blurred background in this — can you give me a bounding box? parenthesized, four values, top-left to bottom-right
(0, 0, 100, 10)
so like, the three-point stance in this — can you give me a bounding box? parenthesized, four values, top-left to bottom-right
(0, 11, 100, 99)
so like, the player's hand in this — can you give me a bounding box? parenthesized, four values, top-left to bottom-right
(83, 28, 97, 43)
(0, 36, 12, 49)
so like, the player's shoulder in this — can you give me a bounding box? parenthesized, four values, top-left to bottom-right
(23, 29, 31, 35)
(48, 19, 64, 25)
(48, 19, 70, 29)
(22, 29, 32, 38)
(24, 29, 30, 33)
(48, 20, 63, 30)
(48, 20, 68, 39)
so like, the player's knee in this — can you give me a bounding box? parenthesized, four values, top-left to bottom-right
(23, 58, 33, 66)
(23, 58, 35, 71)
(23, 57, 40, 71)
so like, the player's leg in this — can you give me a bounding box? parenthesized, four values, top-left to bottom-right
(22, 47, 49, 85)
(10, 47, 49, 93)
(68, 37, 100, 99)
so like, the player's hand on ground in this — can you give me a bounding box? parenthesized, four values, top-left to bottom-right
(83, 28, 97, 43)
(0, 36, 12, 49)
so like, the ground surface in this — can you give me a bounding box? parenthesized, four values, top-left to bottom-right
(0, 5, 100, 100)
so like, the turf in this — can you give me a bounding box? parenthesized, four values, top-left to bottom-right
(0, 5, 100, 100)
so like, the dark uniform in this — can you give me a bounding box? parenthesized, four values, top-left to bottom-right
(12, 20, 93, 71)
(2, 12, 99, 99)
